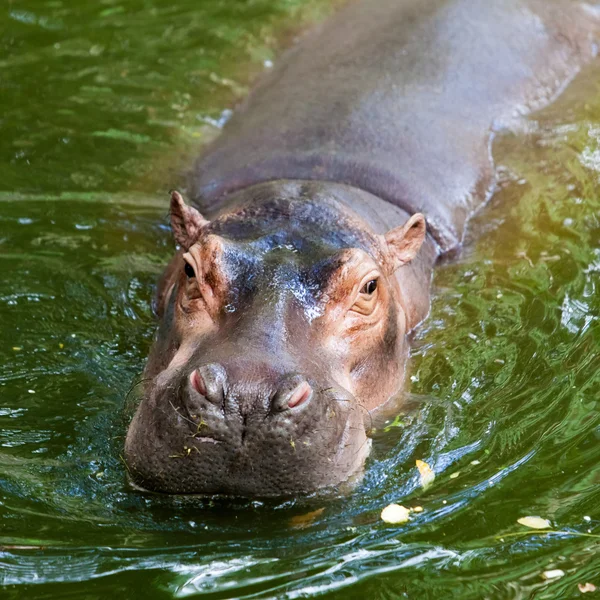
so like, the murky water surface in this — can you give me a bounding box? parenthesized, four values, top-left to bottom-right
(1, 1, 600, 598)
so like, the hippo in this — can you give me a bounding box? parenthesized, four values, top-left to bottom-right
(124, 0, 600, 496)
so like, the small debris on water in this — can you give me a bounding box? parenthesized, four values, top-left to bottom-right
(450, 472, 460, 479)
(540, 252, 561, 262)
(12, 347, 21, 351)
(583, 516, 592, 522)
(517, 516, 551, 529)
(578, 583, 597, 593)
(542, 569, 565, 580)
(381, 504, 410, 524)
(412, 506, 424, 513)
(416, 459, 435, 489)
(383, 414, 405, 431)
(27, 389, 35, 394)
(471, 460, 481, 466)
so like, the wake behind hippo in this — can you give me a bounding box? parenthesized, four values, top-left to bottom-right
(124, 0, 600, 496)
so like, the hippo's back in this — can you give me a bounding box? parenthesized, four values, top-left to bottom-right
(190, 0, 599, 252)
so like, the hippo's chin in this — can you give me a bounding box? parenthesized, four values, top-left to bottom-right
(124, 375, 371, 497)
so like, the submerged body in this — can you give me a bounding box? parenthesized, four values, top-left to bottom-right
(125, 0, 599, 496)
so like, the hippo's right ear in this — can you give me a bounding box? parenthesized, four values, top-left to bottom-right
(384, 213, 426, 271)
(170, 190, 209, 249)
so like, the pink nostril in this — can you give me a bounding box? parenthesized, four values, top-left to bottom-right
(287, 381, 312, 408)
(190, 369, 207, 396)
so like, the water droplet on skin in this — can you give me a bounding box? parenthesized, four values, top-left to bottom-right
(224, 304, 235, 313)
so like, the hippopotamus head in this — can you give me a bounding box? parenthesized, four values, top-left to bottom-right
(124, 181, 426, 496)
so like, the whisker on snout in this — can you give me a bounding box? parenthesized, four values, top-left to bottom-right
(328, 396, 374, 434)
(168, 400, 198, 427)
(124, 377, 153, 406)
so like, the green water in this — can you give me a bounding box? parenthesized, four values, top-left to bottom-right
(1, 1, 600, 598)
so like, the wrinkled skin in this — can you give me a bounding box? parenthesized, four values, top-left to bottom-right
(124, 0, 599, 496)
(125, 182, 430, 495)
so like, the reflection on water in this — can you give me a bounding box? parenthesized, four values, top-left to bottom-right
(1, 1, 600, 598)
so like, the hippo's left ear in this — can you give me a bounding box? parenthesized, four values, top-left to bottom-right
(170, 190, 209, 249)
(384, 213, 426, 271)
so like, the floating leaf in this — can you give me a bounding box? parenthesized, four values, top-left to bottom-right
(517, 516, 551, 529)
(381, 504, 410, 524)
(542, 569, 565, 580)
(383, 414, 405, 432)
(416, 459, 435, 489)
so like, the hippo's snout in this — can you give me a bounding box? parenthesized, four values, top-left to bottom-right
(124, 357, 369, 497)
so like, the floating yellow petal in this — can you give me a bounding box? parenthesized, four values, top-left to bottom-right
(542, 569, 564, 580)
(381, 504, 410, 524)
(517, 516, 551, 529)
(416, 459, 435, 489)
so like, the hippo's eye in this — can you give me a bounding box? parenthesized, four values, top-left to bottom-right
(361, 279, 378, 295)
(350, 275, 380, 316)
(184, 262, 195, 278)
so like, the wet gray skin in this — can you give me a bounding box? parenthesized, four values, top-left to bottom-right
(124, 187, 395, 496)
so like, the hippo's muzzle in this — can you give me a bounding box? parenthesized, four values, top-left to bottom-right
(124, 356, 370, 496)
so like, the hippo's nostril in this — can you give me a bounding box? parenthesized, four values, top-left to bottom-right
(189, 363, 227, 406)
(190, 370, 207, 396)
(287, 381, 312, 408)
(272, 377, 313, 412)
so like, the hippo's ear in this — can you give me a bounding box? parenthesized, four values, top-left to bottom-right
(170, 190, 209, 249)
(384, 213, 426, 271)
